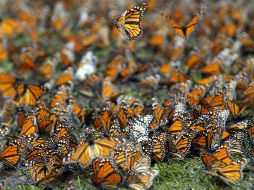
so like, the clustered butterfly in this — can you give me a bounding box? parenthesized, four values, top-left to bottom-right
(0, 0, 254, 189)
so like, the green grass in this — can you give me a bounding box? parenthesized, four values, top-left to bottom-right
(152, 158, 219, 190)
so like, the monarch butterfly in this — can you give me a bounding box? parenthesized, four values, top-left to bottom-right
(67, 137, 117, 168)
(17, 107, 25, 129)
(107, 121, 125, 139)
(0, 18, 21, 36)
(161, 8, 206, 38)
(50, 85, 69, 108)
(139, 74, 160, 88)
(35, 100, 54, 133)
(50, 120, 77, 155)
(147, 98, 168, 131)
(192, 134, 207, 150)
(171, 134, 193, 158)
(19, 116, 38, 137)
(221, 129, 230, 141)
(114, 2, 147, 40)
(86, 158, 122, 189)
(15, 83, 44, 106)
(25, 138, 50, 162)
(201, 142, 245, 186)
(200, 60, 222, 76)
(0, 144, 20, 166)
(143, 132, 166, 162)
(238, 81, 254, 108)
(83, 73, 102, 89)
(187, 86, 207, 106)
(119, 57, 138, 79)
(227, 121, 248, 131)
(51, 127, 70, 154)
(0, 73, 17, 98)
(129, 100, 144, 116)
(27, 152, 62, 182)
(104, 55, 125, 81)
(72, 101, 87, 124)
(126, 169, 159, 190)
(205, 161, 245, 186)
(127, 116, 150, 143)
(193, 126, 221, 150)
(187, 52, 202, 70)
(201, 142, 233, 168)
(189, 119, 206, 134)
(93, 104, 114, 132)
(159, 64, 172, 76)
(0, 102, 15, 135)
(227, 100, 245, 118)
(202, 93, 225, 110)
(117, 100, 128, 129)
(197, 76, 215, 86)
(18, 48, 36, 71)
(55, 67, 73, 87)
(37, 59, 57, 81)
(113, 143, 150, 173)
(228, 133, 244, 155)
(11, 132, 38, 154)
(0, 45, 7, 61)
(67, 97, 87, 124)
(17, 10, 37, 26)
(149, 33, 165, 47)
(166, 120, 184, 135)
(207, 127, 223, 150)
(164, 98, 175, 122)
(101, 78, 120, 101)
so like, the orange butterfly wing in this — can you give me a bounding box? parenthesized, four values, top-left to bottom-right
(168, 17, 185, 38)
(88, 158, 122, 189)
(0, 73, 16, 98)
(0, 144, 20, 166)
(185, 14, 200, 37)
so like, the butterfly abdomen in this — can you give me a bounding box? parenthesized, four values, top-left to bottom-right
(181, 26, 187, 36)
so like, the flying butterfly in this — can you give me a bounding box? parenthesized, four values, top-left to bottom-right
(161, 7, 206, 38)
(114, 2, 147, 40)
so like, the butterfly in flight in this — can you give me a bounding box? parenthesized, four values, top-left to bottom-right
(161, 7, 206, 38)
(114, 2, 147, 40)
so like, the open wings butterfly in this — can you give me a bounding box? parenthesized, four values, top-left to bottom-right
(161, 7, 206, 38)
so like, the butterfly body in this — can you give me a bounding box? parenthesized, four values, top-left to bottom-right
(181, 26, 187, 36)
